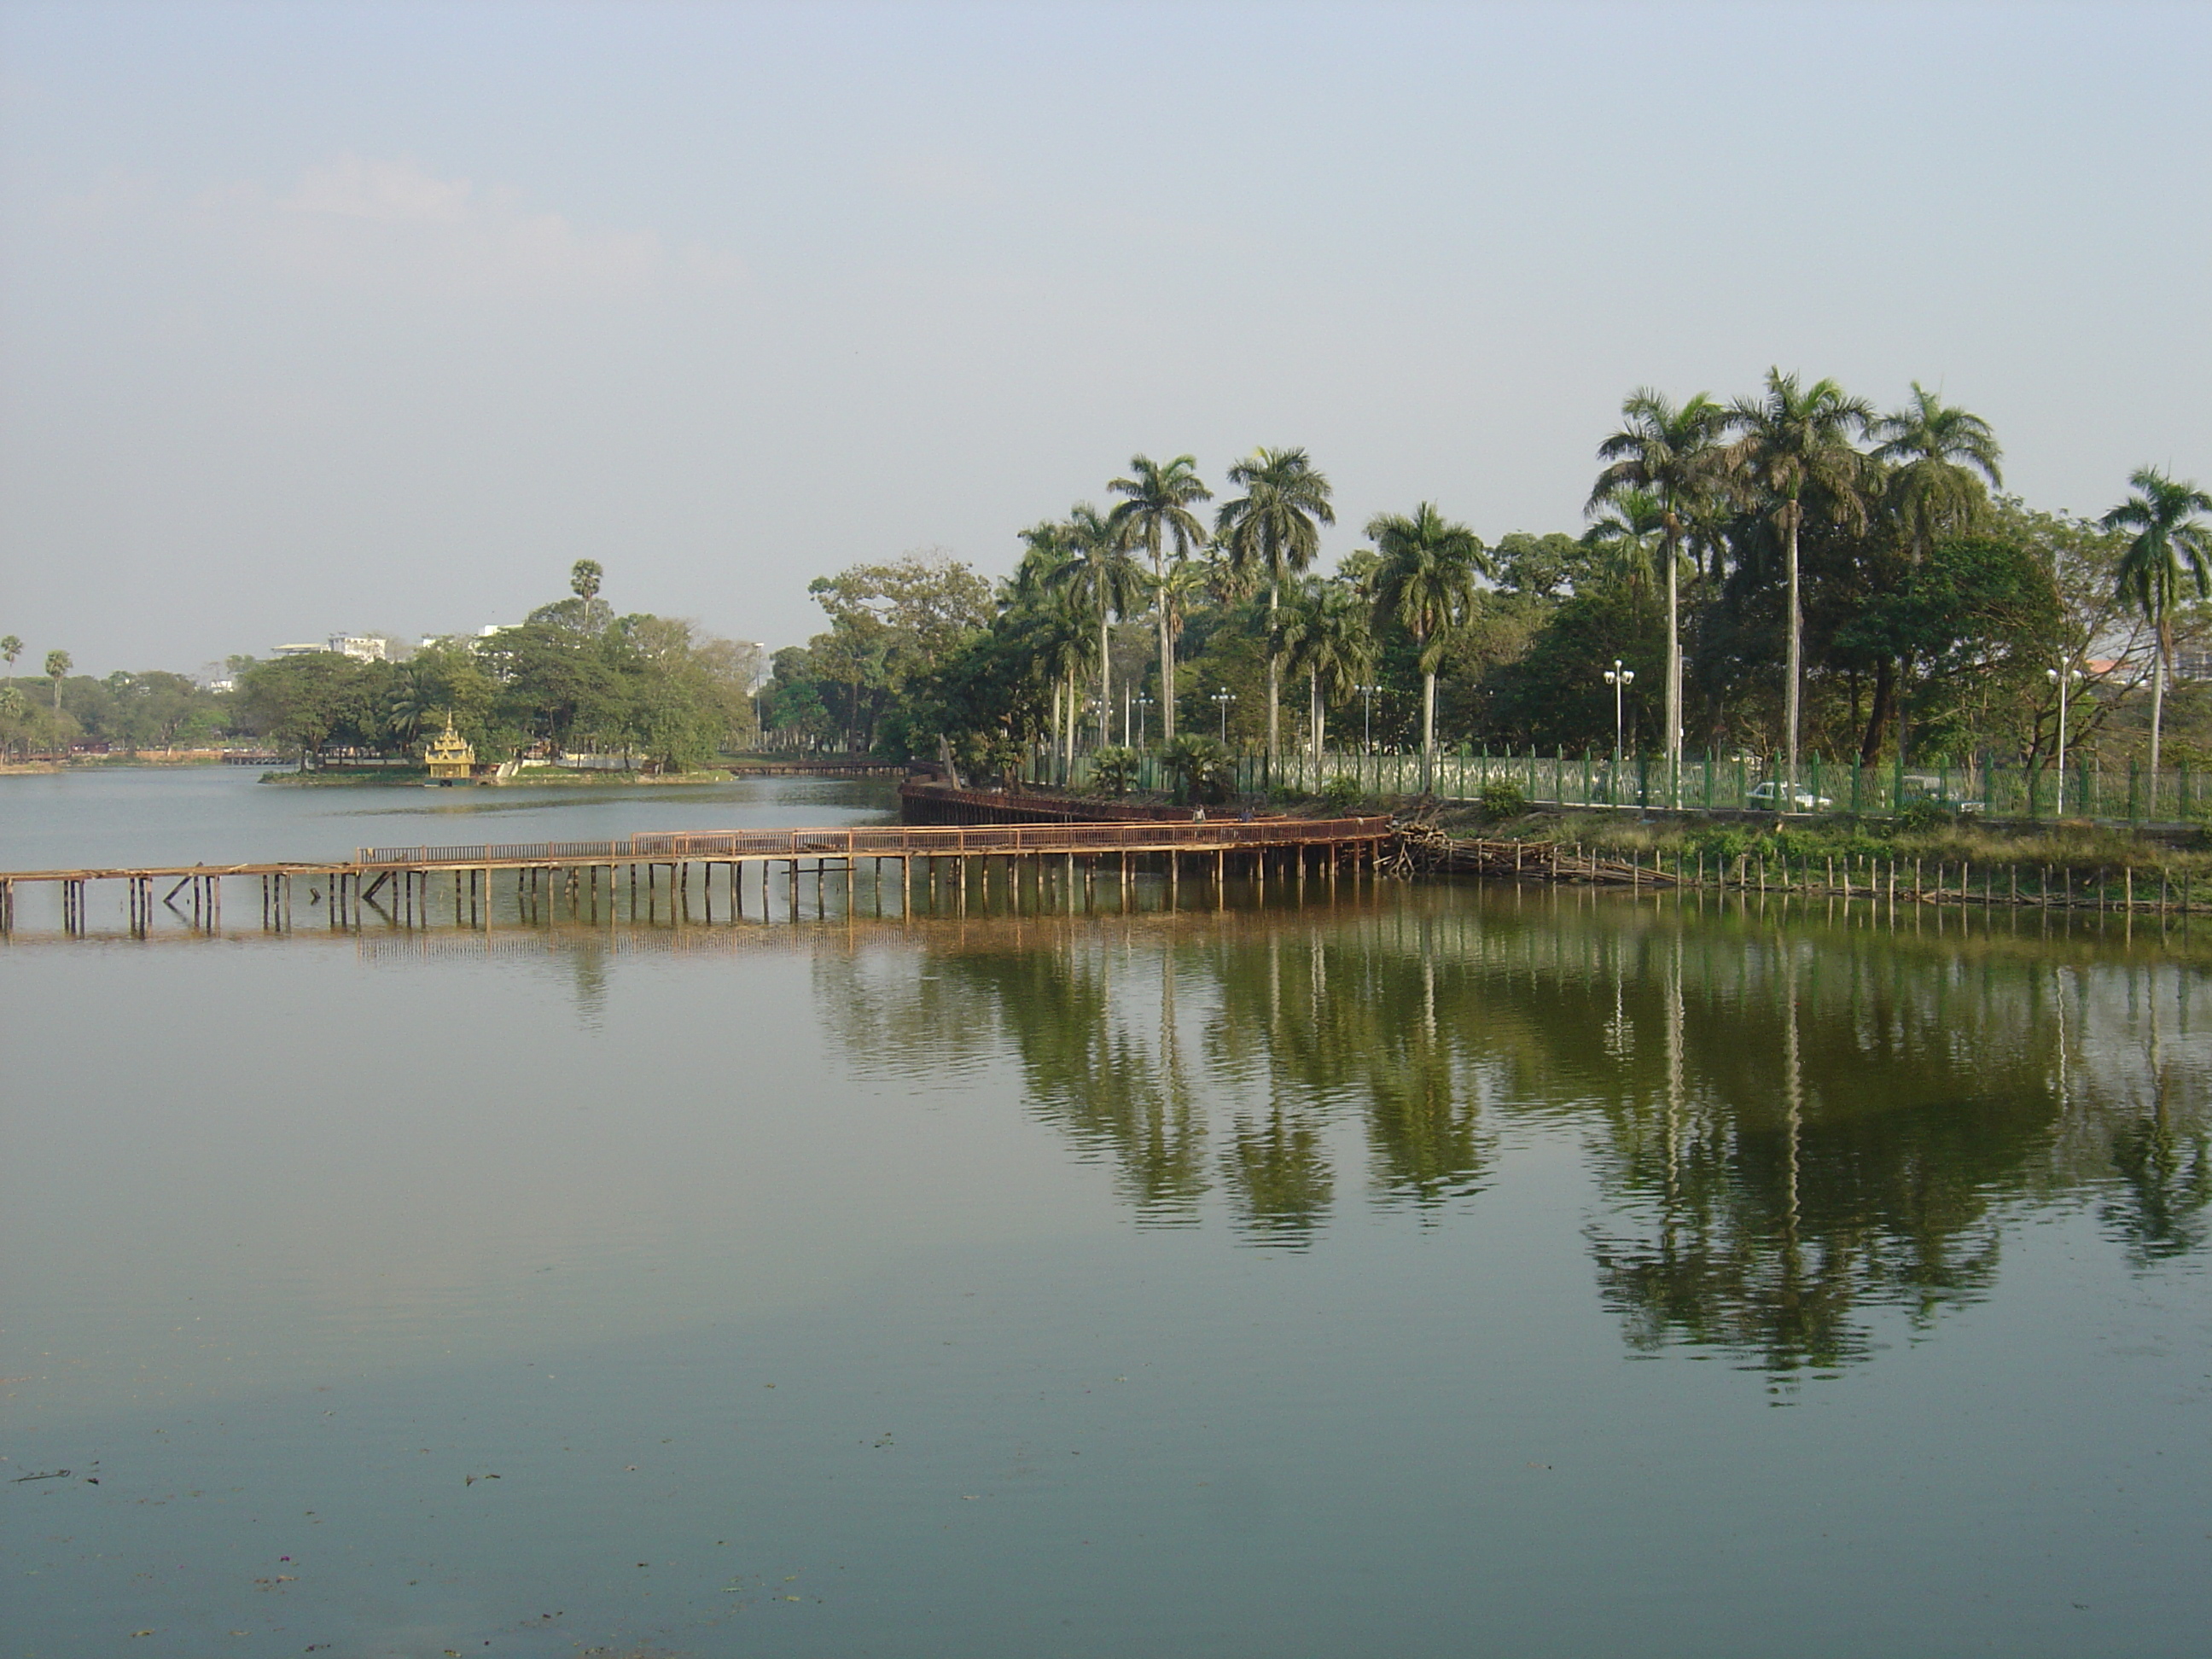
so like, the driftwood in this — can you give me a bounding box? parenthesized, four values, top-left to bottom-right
(1386, 816, 1679, 887)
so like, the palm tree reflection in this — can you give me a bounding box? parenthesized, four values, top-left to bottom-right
(811, 891, 2212, 1373)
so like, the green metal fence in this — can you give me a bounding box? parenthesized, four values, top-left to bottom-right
(1038, 746, 2204, 824)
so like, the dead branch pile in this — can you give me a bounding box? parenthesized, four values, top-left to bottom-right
(1386, 818, 1679, 887)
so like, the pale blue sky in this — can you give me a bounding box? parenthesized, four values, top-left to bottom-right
(2, 0, 2206, 672)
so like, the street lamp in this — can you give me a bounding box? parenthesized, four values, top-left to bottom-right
(1213, 688, 1235, 742)
(1135, 695, 1154, 748)
(2048, 663, 2084, 813)
(1357, 684, 1381, 753)
(1603, 660, 1635, 769)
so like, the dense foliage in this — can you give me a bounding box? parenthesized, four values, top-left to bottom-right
(2, 566, 764, 770)
(760, 381, 2207, 776)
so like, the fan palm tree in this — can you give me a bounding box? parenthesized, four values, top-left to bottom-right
(1367, 504, 1490, 783)
(1107, 454, 1212, 744)
(1, 635, 21, 671)
(1869, 383, 2003, 558)
(44, 649, 72, 713)
(1278, 579, 1375, 764)
(1590, 390, 1729, 792)
(1049, 503, 1150, 749)
(1215, 447, 1336, 765)
(1725, 370, 1872, 789)
(2104, 467, 2212, 778)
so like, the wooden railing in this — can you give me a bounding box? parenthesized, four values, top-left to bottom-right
(357, 817, 1391, 868)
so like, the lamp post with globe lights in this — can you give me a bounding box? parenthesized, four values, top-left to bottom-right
(1604, 661, 1635, 800)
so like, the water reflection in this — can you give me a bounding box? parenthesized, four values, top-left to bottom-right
(819, 886, 2212, 1373)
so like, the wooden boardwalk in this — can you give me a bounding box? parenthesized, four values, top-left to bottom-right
(0, 815, 1393, 934)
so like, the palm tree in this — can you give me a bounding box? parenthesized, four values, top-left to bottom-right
(44, 649, 71, 713)
(1580, 488, 1668, 602)
(1869, 383, 2003, 558)
(1013, 517, 1076, 601)
(1278, 579, 1375, 765)
(1862, 384, 2004, 763)
(1107, 455, 1212, 745)
(1036, 588, 1099, 783)
(1725, 370, 1872, 789)
(1012, 519, 1102, 778)
(1050, 503, 1150, 750)
(1590, 390, 1729, 794)
(1, 635, 20, 671)
(2104, 467, 2212, 778)
(1367, 504, 1489, 783)
(1215, 447, 1336, 765)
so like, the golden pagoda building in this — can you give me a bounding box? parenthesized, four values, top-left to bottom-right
(423, 714, 477, 784)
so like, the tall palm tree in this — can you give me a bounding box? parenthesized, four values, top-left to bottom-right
(1050, 503, 1150, 749)
(1278, 579, 1375, 764)
(1863, 384, 2004, 763)
(2104, 467, 2212, 778)
(1725, 370, 1872, 789)
(1869, 382, 2003, 558)
(1, 635, 21, 671)
(1367, 504, 1489, 783)
(44, 649, 72, 713)
(1010, 520, 1078, 775)
(1031, 590, 1099, 783)
(1107, 454, 1212, 745)
(1590, 390, 1729, 793)
(1215, 447, 1336, 764)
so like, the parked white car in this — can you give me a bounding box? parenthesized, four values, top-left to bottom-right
(1748, 780, 1834, 811)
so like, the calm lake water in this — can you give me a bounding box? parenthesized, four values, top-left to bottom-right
(4, 770, 2211, 1656)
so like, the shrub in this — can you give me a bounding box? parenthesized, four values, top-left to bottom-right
(1895, 798, 1958, 832)
(1161, 734, 1234, 806)
(1089, 746, 1140, 798)
(1319, 774, 1364, 814)
(1478, 780, 1529, 822)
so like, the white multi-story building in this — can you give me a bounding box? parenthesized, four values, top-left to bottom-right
(269, 634, 399, 662)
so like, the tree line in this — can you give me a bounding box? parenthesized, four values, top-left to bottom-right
(760, 372, 2211, 788)
(2, 563, 765, 770)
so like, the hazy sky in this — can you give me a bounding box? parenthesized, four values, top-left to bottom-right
(3, 1, 2206, 674)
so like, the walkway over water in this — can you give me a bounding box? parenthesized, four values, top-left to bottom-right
(0, 814, 1393, 934)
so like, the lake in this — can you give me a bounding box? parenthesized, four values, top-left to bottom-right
(4, 769, 2210, 1656)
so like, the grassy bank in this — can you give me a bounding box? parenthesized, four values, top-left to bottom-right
(1458, 805, 2212, 882)
(1266, 781, 2212, 882)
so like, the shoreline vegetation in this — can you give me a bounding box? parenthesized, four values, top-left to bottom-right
(255, 764, 735, 788)
(970, 771, 2212, 907)
(5, 373, 2204, 821)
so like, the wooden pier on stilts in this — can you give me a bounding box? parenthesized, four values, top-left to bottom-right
(0, 816, 1394, 935)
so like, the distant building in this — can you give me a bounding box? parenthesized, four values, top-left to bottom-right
(270, 634, 398, 662)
